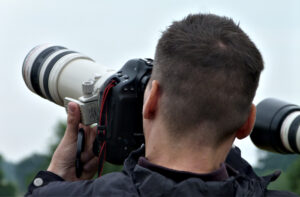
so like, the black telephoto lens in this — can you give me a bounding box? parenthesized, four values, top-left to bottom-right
(251, 98, 300, 154)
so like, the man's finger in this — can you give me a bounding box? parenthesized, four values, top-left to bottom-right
(81, 150, 96, 164)
(83, 157, 98, 174)
(66, 102, 81, 138)
(84, 126, 97, 147)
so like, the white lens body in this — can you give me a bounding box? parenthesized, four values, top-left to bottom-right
(22, 44, 116, 107)
(52, 55, 115, 105)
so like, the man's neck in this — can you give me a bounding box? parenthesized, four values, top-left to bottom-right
(144, 124, 234, 174)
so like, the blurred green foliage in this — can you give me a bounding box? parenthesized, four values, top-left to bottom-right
(0, 155, 17, 197)
(254, 151, 300, 195)
(286, 158, 300, 194)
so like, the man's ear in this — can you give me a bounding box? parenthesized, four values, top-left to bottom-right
(236, 104, 256, 139)
(143, 80, 160, 120)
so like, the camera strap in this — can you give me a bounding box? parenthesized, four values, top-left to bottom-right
(95, 80, 116, 177)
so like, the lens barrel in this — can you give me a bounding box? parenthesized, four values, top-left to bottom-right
(251, 98, 300, 154)
(22, 44, 95, 106)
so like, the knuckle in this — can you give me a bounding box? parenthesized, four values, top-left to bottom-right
(67, 116, 78, 126)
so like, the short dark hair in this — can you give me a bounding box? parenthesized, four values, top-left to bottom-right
(151, 13, 264, 145)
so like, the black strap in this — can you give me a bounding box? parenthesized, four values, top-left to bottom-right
(75, 128, 85, 178)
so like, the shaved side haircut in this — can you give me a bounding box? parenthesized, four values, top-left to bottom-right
(151, 13, 264, 145)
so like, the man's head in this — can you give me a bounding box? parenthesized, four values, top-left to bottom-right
(143, 13, 264, 146)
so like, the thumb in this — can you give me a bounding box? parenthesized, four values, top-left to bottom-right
(66, 102, 81, 138)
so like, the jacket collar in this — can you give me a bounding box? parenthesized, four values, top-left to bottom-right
(123, 144, 280, 196)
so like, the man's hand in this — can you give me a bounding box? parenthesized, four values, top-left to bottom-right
(47, 102, 98, 181)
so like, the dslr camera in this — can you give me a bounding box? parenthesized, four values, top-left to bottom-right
(22, 44, 152, 176)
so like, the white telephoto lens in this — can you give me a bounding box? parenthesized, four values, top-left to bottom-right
(23, 44, 116, 107)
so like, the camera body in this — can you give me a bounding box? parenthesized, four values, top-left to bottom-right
(68, 58, 153, 164)
(95, 58, 152, 164)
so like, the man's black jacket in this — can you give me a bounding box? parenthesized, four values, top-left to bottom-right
(26, 145, 297, 196)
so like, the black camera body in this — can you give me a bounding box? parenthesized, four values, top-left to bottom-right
(95, 58, 153, 164)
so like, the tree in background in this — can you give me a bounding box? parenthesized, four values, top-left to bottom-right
(20, 122, 67, 192)
(254, 151, 298, 174)
(0, 155, 17, 197)
(254, 150, 299, 193)
(286, 157, 300, 195)
(18, 154, 49, 192)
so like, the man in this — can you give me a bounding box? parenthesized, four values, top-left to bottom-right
(26, 13, 297, 196)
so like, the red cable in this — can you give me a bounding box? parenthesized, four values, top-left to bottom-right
(97, 141, 106, 176)
(97, 80, 116, 177)
(98, 82, 112, 135)
(99, 81, 115, 128)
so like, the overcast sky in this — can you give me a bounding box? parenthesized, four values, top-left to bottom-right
(0, 0, 299, 166)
